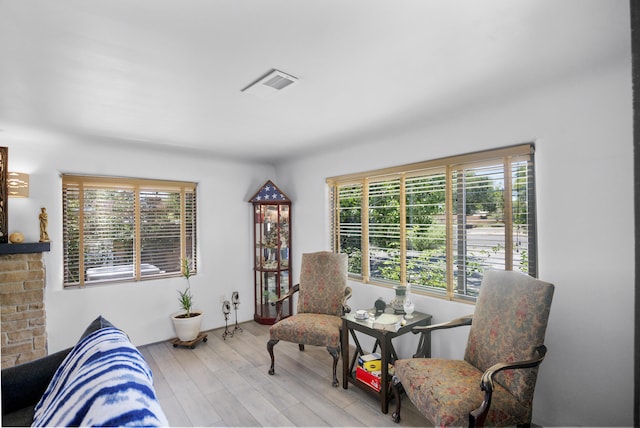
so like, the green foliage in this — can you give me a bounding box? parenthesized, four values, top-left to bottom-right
(181, 257, 192, 279)
(345, 247, 362, 275)
(407, 252, 447, 289)
(378, 251, 401, 281)
(518, 249, 529, 273)
(479, 243, 504, 259)
(337, 167, 531, 289)
(178, 288, 193, 317)
(406, 224, 446, 251)
(460, 174, 495, 215)
(178, 257, 194, 317)
(512, 165, 529, 225)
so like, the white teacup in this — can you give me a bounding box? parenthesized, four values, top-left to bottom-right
(355, 309, 368, 319)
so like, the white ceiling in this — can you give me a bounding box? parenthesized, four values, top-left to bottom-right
(0, 0, 630, 163)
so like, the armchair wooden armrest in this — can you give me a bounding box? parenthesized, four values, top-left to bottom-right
(342, 286, 353, 314)
(274, 284, 299, 322)
(412, 315, 474, 334)
(275, 283, 299, 305)
(469, 345, 548, 427)
(410, 315, 473, 358)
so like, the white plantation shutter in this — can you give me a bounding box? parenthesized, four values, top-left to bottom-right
(63, 176, 197, 287)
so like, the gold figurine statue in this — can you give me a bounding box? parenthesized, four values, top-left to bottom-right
(39, 207, 50, 242)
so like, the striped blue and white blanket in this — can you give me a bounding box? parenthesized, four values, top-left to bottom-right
(32, 327, 168, 427)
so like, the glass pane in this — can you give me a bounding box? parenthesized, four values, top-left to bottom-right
(338, 184, 362, 275)
(405, 172, 447, 292)
(369, 178, 401, 283)
(279, 270, 291, 317)
(266, 272, 278, 302)
(185, 188, 197, 272)
(139, 189, 181, 275)
(255, 269, 263, 311)
(63, 184, 81, 285)
(512, 160, 531, 274)
(256, 271, 278, 319)
(83, 188, 135, 283)
(254, 205, 262, 268)
(452, 163, 505, 298)
(263, 205, 279, 269)
(279, 205, 290, 269)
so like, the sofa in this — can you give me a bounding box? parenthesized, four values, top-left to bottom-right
(2, 316, 168, 427)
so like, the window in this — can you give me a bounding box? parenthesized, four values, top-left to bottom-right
(328, 144, 536, 301)
(62, 175, 197, 287)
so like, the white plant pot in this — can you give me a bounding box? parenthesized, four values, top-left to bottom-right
(171, 311, 203, 341)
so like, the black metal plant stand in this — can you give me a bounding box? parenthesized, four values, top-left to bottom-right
(222, 300, 232, 340)
(232, 291, 243, 334)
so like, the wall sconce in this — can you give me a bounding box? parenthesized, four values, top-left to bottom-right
(8, 172, 29, 198)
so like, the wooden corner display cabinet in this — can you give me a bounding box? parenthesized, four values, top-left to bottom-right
(249, 181, 292, 324)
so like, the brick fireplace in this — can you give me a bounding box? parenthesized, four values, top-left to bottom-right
(0, 242, 50, 369)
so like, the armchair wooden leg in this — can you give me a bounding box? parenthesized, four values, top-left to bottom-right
(327, 346, 340, 387)
(267, 339, 279, 375)
(391, 375, 402, 423)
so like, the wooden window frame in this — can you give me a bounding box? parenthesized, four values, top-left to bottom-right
(327, 144, 536, 302)
(62, 174, 197, 287)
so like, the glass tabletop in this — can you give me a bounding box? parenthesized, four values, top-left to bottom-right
(343, 309, 431, 334)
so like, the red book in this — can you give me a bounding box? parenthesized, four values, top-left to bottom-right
(355, 366, 381, 392)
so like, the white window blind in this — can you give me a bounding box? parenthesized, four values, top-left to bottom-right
(328, 144, 536, 302)
(336, 183, 363, 277)
(405, 169, 448, 293)
(62, 175, 197, 287)
(368, 177, 401, 283)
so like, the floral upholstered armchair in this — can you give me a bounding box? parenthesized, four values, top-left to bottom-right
(391, 270, 554, 427)
(267, 251, 352, 387)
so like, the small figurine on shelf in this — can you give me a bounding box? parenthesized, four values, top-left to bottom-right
(39, 207, 50, 242)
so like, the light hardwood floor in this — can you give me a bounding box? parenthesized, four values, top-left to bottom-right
(139, 321, 432, 427)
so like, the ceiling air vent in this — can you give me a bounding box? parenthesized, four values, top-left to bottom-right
(241, 69, 298, 97)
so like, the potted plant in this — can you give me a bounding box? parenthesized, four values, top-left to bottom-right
(171, 258, 203, 341)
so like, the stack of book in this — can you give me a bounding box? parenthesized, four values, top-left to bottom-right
(371, 313, 403, 331)
(355, 352, 394, 392)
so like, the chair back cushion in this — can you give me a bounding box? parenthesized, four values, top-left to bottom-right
(464, 270, 554, 403)
(297, 251, 348, 316)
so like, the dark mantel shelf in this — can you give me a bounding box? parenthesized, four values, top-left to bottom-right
(0, 242, 51, 255)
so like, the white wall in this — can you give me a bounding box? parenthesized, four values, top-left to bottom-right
(276, 57, 634, 426)
(6, 132, 275, 352)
